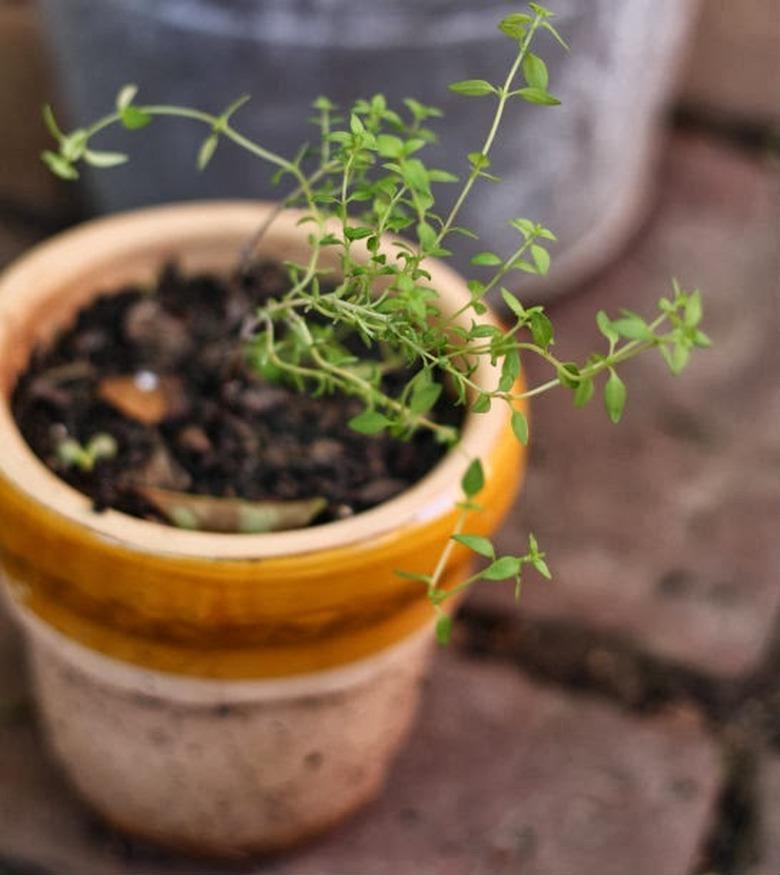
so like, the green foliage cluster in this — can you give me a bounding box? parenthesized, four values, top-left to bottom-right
(41, 3, 709, 639)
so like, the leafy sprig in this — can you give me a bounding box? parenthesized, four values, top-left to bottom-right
(56, 433, 118, 472)
(40, 3, 709, 632)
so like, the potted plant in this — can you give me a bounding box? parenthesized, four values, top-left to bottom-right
(0, 4, 708, 858)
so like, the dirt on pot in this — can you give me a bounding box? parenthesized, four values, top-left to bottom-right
(11, 262, 461, 530)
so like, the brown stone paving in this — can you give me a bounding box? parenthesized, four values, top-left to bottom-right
(680, 0, 780, 127)
(0, 1, 65, 212)
(0, 131, 775, 873)
(473, 132, 780, 681)
(0, 643, 721, 875)
(753, 754, 780, 875)
(0, 220, 39, 270)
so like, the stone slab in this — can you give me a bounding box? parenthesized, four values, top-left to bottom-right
(753, 754, 780, 875)
(0, 622, 721, 875)
(679, 0, 780, 126)
(0, 1, 65, 211)
(470, 133, 780, 681)
(0, 221, 39, 270)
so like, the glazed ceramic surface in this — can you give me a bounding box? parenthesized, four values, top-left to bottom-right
(0, 202, 525, 679)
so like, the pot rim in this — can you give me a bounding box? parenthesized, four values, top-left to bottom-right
(0, 201, 515, 561)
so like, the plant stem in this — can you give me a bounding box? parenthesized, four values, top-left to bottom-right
(428, 506, 470, 598)
(435, 16, 541, 247)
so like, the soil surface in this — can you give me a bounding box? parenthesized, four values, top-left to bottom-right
(11, 262, 460, 529)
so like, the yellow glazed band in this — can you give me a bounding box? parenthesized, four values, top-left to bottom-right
(0, 203, 527, 679)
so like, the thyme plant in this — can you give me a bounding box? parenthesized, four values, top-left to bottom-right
(41, 3, 709, 642)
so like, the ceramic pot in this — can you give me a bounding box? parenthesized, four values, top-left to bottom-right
(0, 202, 525, 856)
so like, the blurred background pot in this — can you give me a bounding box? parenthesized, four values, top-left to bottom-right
(0, 202, 525, 855)
(38, 0, 697, 299)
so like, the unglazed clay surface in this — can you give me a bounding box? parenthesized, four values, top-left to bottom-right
(22, 614, 432, 856)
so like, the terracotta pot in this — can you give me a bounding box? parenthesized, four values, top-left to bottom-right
(0, 202, 525, 856)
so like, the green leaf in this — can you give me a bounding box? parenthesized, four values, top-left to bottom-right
(41, 150, 78, 180)
(470, 251, 502, 266)
(41, 104, 63, 142)
(461, 458, 485, 498)
(348, 410, 392, 435)
(511, 410, 529, 445)
(86, 433, 118, 461)
(573, 377, 594, 407)
(498, 12, 532, 39)
(472, 393, 492, 414)
(197, 134, 219, 170)
(344, 225, 374, 241)
(501, 288, 526, 319)
(471, 324, 500, 339)
(596, 310, 619, 344)
(467, 151, 490, 171)
(532, 556, 552, 579)
(120, 106, 152, 130)
(218, 94, 251, 125)
(403, 98, 443, 121)
(349, 113, 365, 135)
(115, 84, 139, 111)
(522, 53, 549, 90)
(499, 349, 521, 392)
(517, 87, 561, 106)
(403, 158, 431, 193)
(376, 134, 404, 158)
(662, 343, 690, 375)
(482, 556, 522, 581)
(452, 534, 495, 559)
(417, 221, 437, 250)
(611, 314, 651, 340)
(410, 381, 442, 415)
(693, 329, 712, 348)
(556, 362, 580, 389)
(541, 20, 570, 50)
(428, 169, 459, 183)
(435, 613, 453, 645)
(684, 290, 703, 326)
(83, 149, 129, 168)
(604, 370, 627, 423)
(312, 95, 335, 111)
(56, 439, 90, 471)
(402, 138, 428, 157)
(509, 217, 535, 237)
(448, 79, 496, 97)
(529, 2, 554, 17)
(60, 130, 88, 162)
(531, 244, 550, 275)
(530, 310, 554, 349)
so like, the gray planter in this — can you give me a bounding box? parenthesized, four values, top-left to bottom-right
(39, 0, 696, 299)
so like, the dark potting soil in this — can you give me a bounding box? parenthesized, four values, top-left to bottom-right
(11, 262, 461, 529)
